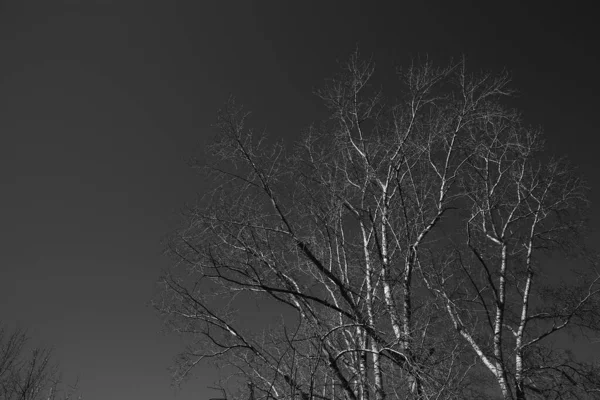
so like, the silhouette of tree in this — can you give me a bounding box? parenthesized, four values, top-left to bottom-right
(0, 324, 82, 400)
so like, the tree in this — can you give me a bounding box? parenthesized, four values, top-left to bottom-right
(419, 105, 600, 398)
(0, 324, 82, 400)
(155, 52, 600, 399)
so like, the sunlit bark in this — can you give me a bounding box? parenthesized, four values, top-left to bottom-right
(156, 53, 600, 400)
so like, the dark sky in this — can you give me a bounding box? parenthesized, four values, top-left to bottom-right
(0, 1, 598, 399)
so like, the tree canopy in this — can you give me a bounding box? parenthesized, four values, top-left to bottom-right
(155, 53, 600, 400)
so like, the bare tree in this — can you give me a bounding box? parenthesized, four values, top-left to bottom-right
(155, 52, 599, 399)
(0, 324, 82, 400)
(420, 106, 600, 398)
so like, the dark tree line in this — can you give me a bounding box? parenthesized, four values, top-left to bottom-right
(0, 324, 82, 400)
(155, 53, 600, 399)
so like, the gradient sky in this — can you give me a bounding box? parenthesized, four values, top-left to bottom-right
(1, 2, 598, 400)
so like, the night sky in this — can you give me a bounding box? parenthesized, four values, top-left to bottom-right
(1, 2, 598, 400)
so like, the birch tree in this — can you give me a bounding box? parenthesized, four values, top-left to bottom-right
(155, 53, 599, 399)
(421, 109, 600, 398)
